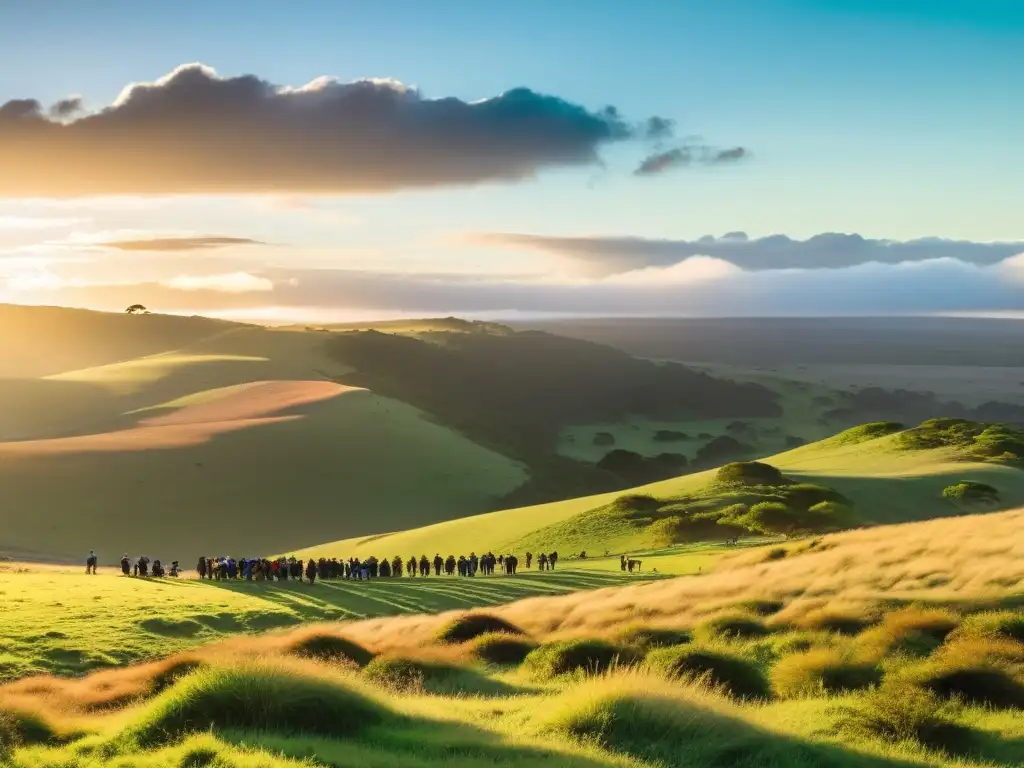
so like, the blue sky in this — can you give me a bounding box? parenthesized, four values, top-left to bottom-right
(0, 0, 1022, 319)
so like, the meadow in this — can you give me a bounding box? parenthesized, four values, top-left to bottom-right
(1, 507, 1023, 767)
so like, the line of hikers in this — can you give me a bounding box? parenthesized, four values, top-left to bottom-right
(194, 550, 561, 583)
(118, 554, 181, 578)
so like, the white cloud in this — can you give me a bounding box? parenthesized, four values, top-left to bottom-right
(162, 272, 274, 293)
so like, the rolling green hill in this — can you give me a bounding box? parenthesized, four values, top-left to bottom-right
(299, 420, 1024, 560)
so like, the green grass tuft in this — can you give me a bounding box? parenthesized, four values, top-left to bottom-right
(471, 632, 538, 666)
(645, 646, 770, 699)
(954, 610, 1024, 643)
(123, 664, 392, 747)
(695, 613, 769, 641)
(615, 624, 692, 650)
(435, 613, 524, 644)
(286, 633, 375, 667)
(363, 655, 517, 697)
(914, 664, 1024, 709)
(771, 648, 882, 697)
(524, 639, 638, 679)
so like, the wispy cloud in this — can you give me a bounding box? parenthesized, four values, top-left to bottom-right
(161, 272, 275, 293)
(99, 236, 264, 252)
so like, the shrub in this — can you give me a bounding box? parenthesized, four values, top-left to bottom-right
(286, 633, 375, 667)
(524, 639, 637, 679)
(771, 649, 882, 698)
(616, 625, 691, 650)
(798, 609, 870, 635)
(435, 613, 524, 644)
(942, 481, 1000, 504)
(125, 665, 390, 747)
(735, 502, 799, 536)
(834, 422, 904, 444)
(645, 646, 770, 699)
(781, 484, 847, 510)
(592, 432, 616, 446)
(472, 633, 538, 666)
(695, 614, 769, 642)
(715, 461, 784, 486)
(653, 430, 689, 442)
(836, 681, 974, 755)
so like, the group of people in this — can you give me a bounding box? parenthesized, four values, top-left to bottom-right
(118, 554, 181, 577)
(191, 550, 562, 583)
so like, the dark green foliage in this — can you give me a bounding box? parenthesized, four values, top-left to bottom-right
(833, 422, 904, 444)
(646, 646, 770, 699)
(716, 461, 785, 486)
(653, 430, 689, 442)
(784, 435, 806, 448)
(919, 666, 1024, 709)
(287, 633, 375, 667)
(836, 681, 975, 756)
(616, 625, 691, 650)
(327, 329, 780, 502)
(897, 418, 1024, 464)
(126, 667, 390, 747)
(435, 613, 524, 644)
(592, 432, 615, 446)
(472, 633, 538, 665)
(695, 435, 754, 466)
(942, 481, 1000, 504)
(597, 449, 687, 484)
(696, 614, 769, 641)
(611, 493, 662, 513)
(524, 639, 638, 678)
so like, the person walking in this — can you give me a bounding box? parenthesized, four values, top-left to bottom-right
(86, 550, 98, 575)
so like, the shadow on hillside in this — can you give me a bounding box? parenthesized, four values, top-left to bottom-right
(195, 569, 641, 622)
(225, 692, 939, 768)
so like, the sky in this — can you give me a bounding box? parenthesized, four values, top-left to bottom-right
(1, 0, 1022, 322)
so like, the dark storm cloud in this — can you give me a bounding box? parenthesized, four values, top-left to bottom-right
(634, 143, 749, 176)
(0, 63, 679, 197)
(471, 231, 1024, 275)
(99, 236, 264, 252)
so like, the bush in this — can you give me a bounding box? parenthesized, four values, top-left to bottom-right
(942, 481, 1000, 504)
(715, 461, 784, 486)
(735, 502, 799, 536)
(435, 613, 524, 644)
(286, 633, 375, 667)
(771, 649, 882, 697)
(695, 614, 769, 642)
(616, 625, 691, 650)
(524, 639, 637, 679)
(472, 633, 538, 666)
(125, 665, 390, 747)
(836, 681, 974, 755)
(834, 422, 904, 445)
(782, 484, 848, 510)
(653, 430, 689, 442)
(592, 432, 616, 446)
(645, 646, 770, 699)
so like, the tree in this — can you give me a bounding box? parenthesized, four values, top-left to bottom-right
(125, 304, 148, 314)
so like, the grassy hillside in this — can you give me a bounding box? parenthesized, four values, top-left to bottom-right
(303, 420, 1024, 560)
(0, 308, 527, 561)
(2, 508, 1024, 768)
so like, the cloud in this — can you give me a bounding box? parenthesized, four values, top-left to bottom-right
(49, 96, 84, 120)
(0, 216, 88, 231)
(161, 272, 275, 293)
(470, 231, 1024, 275)
(634, 143, 749, 176)
(0, 63, 681, 197)
(99, 236, 264, 252)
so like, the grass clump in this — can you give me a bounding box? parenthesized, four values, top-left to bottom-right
(524, 639, 637, 679)
(695, 613, 769, 642)
(616, 624, 691, 650)
(363, 655, 515, 696)
(913, 662, 1024, 709)
(734, 599, 785, 616)
(645, 646, 770, 699)
(124, 664, 391, 747)
(954, 610, 1024, 643)
(858, 606, 958, 658)
(836, 680, 974, 756)
(797, 608, 871, 635)
(0, 708, 57, 758)
(472, 632, 538, 666)
(435, 613, 524, 644)
(715, 461, 785, 486)
(771, 648, 882, 698)
(286, 633, 375, 667)
(833, 422, 904, 445)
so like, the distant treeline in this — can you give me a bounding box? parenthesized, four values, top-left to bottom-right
(327, 330, 781, 503)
